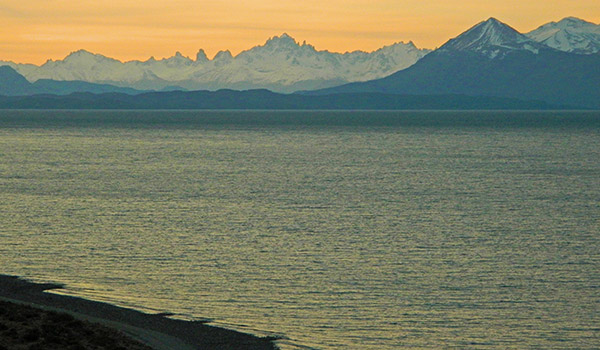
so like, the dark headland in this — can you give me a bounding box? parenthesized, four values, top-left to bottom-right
(0, 275, 279, 350)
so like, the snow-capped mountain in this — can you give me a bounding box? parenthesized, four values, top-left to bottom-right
(526, 17, 600, 54)
(311, 18, 600, 109)
(438, 17, 545, 58)
(1, 34, 430, 93)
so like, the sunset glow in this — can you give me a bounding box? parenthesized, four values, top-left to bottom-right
(1, 0, 599, 64)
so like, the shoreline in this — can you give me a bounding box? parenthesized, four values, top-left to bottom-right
(0, 275, 279, 350)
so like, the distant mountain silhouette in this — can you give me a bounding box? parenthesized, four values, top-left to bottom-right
(0, 66, 31, 95)
(0, 89, 565, 110)
(0, 66, 142, 96)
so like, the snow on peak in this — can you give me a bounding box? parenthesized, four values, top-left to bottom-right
(160, 52, 193, 67)
(6, 34, 430, 93)
(526, 17, 600, 54)
(270, 33, 294, 41)
(234, 33, 312, 61)
(33, 49, 123, 81)
(262, 33, 301, 51)
(170, 51, 191, 61)
(555, 17, 596, 29)
(62, 49, 116, 64)
(66, 49, 94, 57)
(379, 41, 422, 53)
(440, 17, 538, 56)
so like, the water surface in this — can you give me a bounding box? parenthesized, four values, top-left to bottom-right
(0, 111, 598, 349)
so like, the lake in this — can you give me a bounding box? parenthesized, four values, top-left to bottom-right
(0, 110, 598, 349)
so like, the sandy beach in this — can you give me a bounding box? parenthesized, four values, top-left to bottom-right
(0, 275, 279, 350)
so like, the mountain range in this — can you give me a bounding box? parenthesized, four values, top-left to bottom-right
(2, 17, 599, 95)
(1, 35, 429, 93)
(310, 17, 600, 109)
(0, 16, 599, 109)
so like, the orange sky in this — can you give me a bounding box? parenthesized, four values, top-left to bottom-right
(1, 0, 599, 64)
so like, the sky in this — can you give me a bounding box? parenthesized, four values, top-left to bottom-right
(1, 0, 599, 64)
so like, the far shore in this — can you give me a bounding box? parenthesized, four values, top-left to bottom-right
(0, 275, 279, 350)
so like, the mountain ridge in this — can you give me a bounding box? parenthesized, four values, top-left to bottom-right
(307, 17, 600, 109)
(1, 34, 431, 93)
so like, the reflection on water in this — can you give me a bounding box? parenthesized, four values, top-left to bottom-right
(0, 111, 599, 349)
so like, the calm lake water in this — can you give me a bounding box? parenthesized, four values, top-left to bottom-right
(0, 111, 599, 349)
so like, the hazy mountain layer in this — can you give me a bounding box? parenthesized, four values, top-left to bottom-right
(0, 66, 141, 96)
(0, 90, 561, 110)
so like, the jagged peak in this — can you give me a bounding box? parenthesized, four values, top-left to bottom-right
(162, 51, 192, 61)
(149, 52, 193, 66)
(235, 33, 306, 59)
(170, 51, 191, 60)
(264, 33, 299, 48)
(196, 49, 209, 62)
(386, 41, 421, 50)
